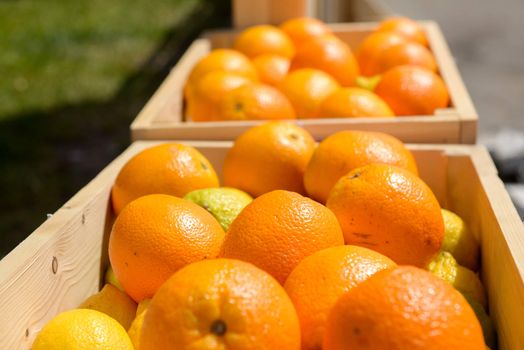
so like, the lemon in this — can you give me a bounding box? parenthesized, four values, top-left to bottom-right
(184, 187, 253, 231)
(428, 251, 487, 308)
(105, 264, 125, 292)
(32, 309, 133, 350)
(128, 300, 150, 349)
(136, 298, 151, 317)
(79, 284, 137, 329)
(461, 293, 497, 349)
(355, 75, 381, 91)
(441, 208, 479, 270)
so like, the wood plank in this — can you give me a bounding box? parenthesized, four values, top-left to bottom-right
(130, 39, 210, 132)
(232, 0, 314, 28)
(423, 20, 478, 143)
(132, 116, 462, 143)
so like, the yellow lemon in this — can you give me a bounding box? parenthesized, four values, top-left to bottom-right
(32, 309, 133, 350)
(428, 251, 487, 308)
(441, 208, 479, 270)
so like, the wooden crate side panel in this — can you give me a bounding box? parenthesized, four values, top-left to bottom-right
(423, 21, 477, 143)
(131, 116, 462, 143)
(0, 141, 163, 349)
(0, 192, 111, 349)
(131, 39, 211, 133)
(446, 156, 524, 350)
(232, 0, 314, 28)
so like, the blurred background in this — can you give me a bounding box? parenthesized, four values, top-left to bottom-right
(1, 0, 522, 257)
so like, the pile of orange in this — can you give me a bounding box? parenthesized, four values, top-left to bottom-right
(184, 16, 449, 122)
(33, 120, 492, 349)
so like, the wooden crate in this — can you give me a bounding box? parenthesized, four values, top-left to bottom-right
(232, 0, 388, 27)
(131, 21, 478, 143)
(2, 141, 522, 349)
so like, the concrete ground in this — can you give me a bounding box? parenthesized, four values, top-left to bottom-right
(380, 0, 524, 216)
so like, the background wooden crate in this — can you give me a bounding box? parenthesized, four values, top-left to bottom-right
(131, 21, 478, 143)
(0, 141, 522, 349)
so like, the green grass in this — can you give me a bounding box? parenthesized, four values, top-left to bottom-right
(0, 0, 202, 120)
(0, 0, 230, 257)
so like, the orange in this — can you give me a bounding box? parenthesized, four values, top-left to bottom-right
(324, 266, 485, 350)
(79, 284, 137, 330)
(326, 164, 444, 266)
(252, 54, 290, 86)
(140, 259, 301, 349)
(278, 68, 340, 118)
(186, 70, 252, 121)
(111, 143, 218, 215)
(375, 65, 449, 116)
(317, 87, 395, 118)
(356, 31, 407, 76)
(184, 49, 258, 98)
(304, 130, 418, 203)
(284, 245, 396, 350)
(364, 41, 437, 76)
(223, 121, 315, 196)
(219, 83, 296, 120)
(377, 16, 429, 46)
(220, 190, 344, 284)
(108, 194, 225, 302)
(290, 35, 359, 86)
(280, 17, 332, 47)
(233, 24, 295, 59)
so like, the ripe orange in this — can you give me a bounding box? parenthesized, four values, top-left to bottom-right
(290, 35, 359, 86)
(186, 70, 252, 121)
(356, 31, 407, 76)
(324, 266, 485, 350)
(219, 83, 296, 120)
(364, 41, 437, 76)
(184, 49, 258, 97)
(111, 143, 218, 215)
(223, 121, 315, 196)
(221, 190, 344, 284)
(233, 24, 295, 59)
(304, 130, 418, 203)
(252, 54, 290, 86)
(278, 68, 340, 118)
(317, 87, 394, 118)
(280, 17, 332, 47)
(140, 259, 301, 349)
(284, 246, 396, 350)
(326, 164, 444, 266)
(375, 65, 449, 116)
(108, 194, 225, 302)
(377, 16, 429, 47)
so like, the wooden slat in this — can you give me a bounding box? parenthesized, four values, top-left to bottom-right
(423, 21, 478, 143)
(232, 0, 314, 28)
(133, 116, 461, 143)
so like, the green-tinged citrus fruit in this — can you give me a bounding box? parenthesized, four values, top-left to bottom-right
(184, 187, 253, 231)
(462, 293, 497, 349)
(441, 208, 480, 270)
(105, 265, 124, 292)
(428, 251, 487, 308)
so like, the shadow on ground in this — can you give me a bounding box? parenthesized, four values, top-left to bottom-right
(0, 0, 230, 257)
